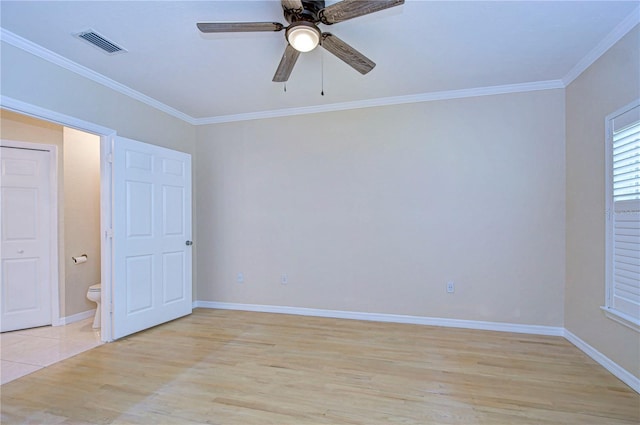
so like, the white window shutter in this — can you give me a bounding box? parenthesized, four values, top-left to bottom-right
(610, 114, 640, 322)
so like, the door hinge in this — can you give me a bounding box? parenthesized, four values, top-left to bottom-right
(105, 229, 114, 238)
(107, 153, 113, 163)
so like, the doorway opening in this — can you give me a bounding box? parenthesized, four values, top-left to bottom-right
(1, 97, 193, 344)
(1, 110, 104, 333)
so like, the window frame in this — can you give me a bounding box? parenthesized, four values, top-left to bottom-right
(603, 99, 640, 333)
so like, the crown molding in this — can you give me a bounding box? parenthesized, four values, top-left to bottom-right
(193, 80, 565, 125)
(0, 26, 565, 127)
(0, 26, 566, 127)
(5, 10, 633, 127)
(0, 27, 197, 125)
(562, 7, 640, 87)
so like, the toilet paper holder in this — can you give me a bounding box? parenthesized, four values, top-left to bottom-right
(72, 254, 88, 264)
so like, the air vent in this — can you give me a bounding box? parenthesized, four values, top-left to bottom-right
(74, 29, 126, 55)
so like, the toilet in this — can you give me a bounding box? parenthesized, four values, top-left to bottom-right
(86, 284, 101, 328)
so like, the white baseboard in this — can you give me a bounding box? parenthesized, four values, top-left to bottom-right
(564, 329, 640, 393)
(194, 301, 639, 394)
(57, 309, 96, 326)
(193, 301, 564, 336)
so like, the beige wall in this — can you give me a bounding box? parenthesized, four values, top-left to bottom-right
(1, 39, 198, 303)
(1, 112, 103, 318)
(0, 109, 63, 145)
(63, 128, 101, 316)
(3, 19, 638, 382)
(1, 42, 195, 153)
(195, 89, 566, 326)
(565, 25, 640, 378)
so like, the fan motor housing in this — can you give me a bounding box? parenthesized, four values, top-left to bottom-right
(284, 0, 325, 24)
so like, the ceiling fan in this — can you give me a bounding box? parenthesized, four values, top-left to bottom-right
(197, 0, 405, 82)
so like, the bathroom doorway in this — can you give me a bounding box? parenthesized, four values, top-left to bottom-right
(2, 98, 193, 343)
(0, 110, 102, 331)
(61, 127, 102, 325)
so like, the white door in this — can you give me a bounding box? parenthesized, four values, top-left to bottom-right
(0, 146, 52, 332)
(112, 137, 192, 339)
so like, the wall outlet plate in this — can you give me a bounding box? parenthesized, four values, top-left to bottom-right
(447, 281, 455, 293)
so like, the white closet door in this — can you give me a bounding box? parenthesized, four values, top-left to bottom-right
(0, 146, 52, 332)
(112, 137, 192, 339)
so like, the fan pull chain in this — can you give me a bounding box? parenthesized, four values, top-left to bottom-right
(321, 48, 325, 96)
(284, 82, 287, 93)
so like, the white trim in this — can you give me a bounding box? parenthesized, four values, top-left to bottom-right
(195, 301, 639, 394)
(58, 309, 96, 326)
(1, 27, 565, 125)
(0, 140, 60, 328)
(1, 10, 637, 125)
(564, 329, 640, 394)
(605, 99, 640, 129)
(0, 28, 196, 125)
(604, 99, 640, 332)
(48, 144, 60, 327)
(193, 301, 564, 336)
(562, 7, 640, 86)
(1, 97, 118, 343)
(601, 307, 640, 333)
(100, 134, 115, 343)
(1, 96, 115, 136)
(192, 80, 565, 125)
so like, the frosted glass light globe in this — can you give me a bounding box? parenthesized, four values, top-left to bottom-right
(288, 25, 320, 52)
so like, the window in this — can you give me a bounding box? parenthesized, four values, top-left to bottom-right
(604, 101, 640, 331)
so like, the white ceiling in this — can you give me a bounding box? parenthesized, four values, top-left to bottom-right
(1, 1, 638, 122)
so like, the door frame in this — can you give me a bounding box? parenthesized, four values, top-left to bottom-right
(2, 95, 117, 342)
(0, 139, 59, 328)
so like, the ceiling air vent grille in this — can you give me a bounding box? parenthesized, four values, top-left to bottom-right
(74, 30, 126, 54)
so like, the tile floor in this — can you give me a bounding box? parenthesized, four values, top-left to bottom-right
(1, 318, 103, 385)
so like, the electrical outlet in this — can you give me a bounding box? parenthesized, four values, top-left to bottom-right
(447, 281, 455, 293)
(236, 272, 244, 284)
(281, 273, 288, 285)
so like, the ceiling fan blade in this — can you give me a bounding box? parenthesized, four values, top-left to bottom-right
(273, 44, 301, 82)
(320, 0, 404, 24)
(197, 22, 284, 33)
(321, 33, 375, 75)
(281, 0, 303, 13)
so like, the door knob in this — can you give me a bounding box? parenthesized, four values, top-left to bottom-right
(185, 240, 193, 246)
(17, 249, 24, 254)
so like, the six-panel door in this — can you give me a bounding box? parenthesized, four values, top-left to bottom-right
(112, 137, 192, 339)
(0, 146, 52, 332)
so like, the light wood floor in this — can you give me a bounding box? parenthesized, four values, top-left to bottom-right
(1, 309, 638, 424)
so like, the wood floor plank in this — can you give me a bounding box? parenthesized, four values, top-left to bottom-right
(1, 309, 638, 424)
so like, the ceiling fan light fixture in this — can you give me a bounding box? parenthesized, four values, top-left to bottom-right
(286, 22, 321, 52)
